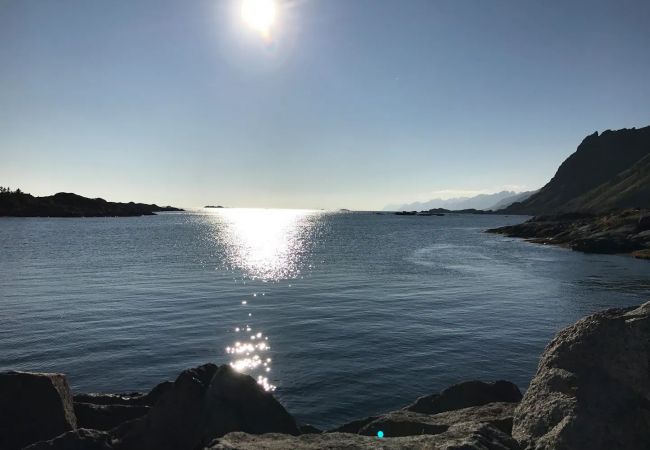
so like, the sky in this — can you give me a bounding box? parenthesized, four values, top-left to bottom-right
(1, 0, 649, 210)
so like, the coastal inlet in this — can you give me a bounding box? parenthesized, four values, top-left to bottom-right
(1, 211, 649, 428)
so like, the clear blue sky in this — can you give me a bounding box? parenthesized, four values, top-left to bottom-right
(1, 0, 649, 209)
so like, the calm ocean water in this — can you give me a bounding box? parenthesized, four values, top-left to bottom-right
(1, 210, 649, 428)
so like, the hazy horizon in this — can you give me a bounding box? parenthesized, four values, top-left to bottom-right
(2, 0, 650, 209)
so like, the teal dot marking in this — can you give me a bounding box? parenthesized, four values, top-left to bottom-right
(377, 430, 384, 439)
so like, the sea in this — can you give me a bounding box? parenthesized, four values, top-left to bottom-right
(1, 209, 649, 428)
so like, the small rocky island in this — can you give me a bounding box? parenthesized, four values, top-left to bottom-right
(487, 209, 650, 259)
(0, 188, 183, 217)
(2, 302, 649, 449)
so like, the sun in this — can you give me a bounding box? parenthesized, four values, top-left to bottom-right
(241, 0, 277, 41)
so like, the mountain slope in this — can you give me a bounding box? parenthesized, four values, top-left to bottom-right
(564, 153, 650, 211)
(505, 126, 650, 214)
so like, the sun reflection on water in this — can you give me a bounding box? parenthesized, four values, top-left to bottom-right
(209, 208, 320, 281)
(205, 208, 323, 390)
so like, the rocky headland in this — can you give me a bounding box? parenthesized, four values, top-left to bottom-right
(2, 302, 650, 449)
(0, 189, 183, 217)
(501, 126, 650, 215)
(487, 209, 650, 259)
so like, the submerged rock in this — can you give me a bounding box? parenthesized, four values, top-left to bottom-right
(513, 302, 650, 450)
(0, 371, 77, 450)
(405, 380, 522, 414)
(113, 364, 298, 450)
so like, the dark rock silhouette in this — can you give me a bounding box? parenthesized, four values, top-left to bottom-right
(72, 381, 173, 431)
(73, 381, 173, 407)
(405, 380, 522, 414)
(639, 214, 650, 231)
(112, 364, 299, 450)
(513, 302, 650, 450)
(23, 429, 114, 450)
(74, 403, 150, 432)
(0, 371, 77, 450)
(0, 189, 183, 217)
(503, 126, 650, 214)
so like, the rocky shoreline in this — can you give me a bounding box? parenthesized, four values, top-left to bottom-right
(487, 209, 650, 259)
(2, 302, 650, 449)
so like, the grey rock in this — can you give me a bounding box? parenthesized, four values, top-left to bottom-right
(327, 416, 380, 433)
(571, 232, 640, 253)
(0, 371, 77, 450)
(359, 402, 517, 437)
(23, 429, 114, 450)
(513, 302, 650, 450)
(405, 380, 522, 414)
(206, 422, 519, 450)
(113, 364, 298, 450)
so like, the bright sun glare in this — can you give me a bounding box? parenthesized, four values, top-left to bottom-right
(241, 0, 277, 41)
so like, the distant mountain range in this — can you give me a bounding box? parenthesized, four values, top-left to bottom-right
(504, 126, 650, 214)
(385, 190, 536, 212)
(489, 191, 538, 211)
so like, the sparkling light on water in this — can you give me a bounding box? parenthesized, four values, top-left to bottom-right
(226, 326, 275, 390)
(205, 208, 323, 390)
(208, 208, 321, 281)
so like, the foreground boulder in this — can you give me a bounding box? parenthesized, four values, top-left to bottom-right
(405, 380, 522, 414)
(113, 364, 299, 450)
(513, 302, 650, 449)
(0, 371, 77, 450)
(207, 423, 519, 450)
